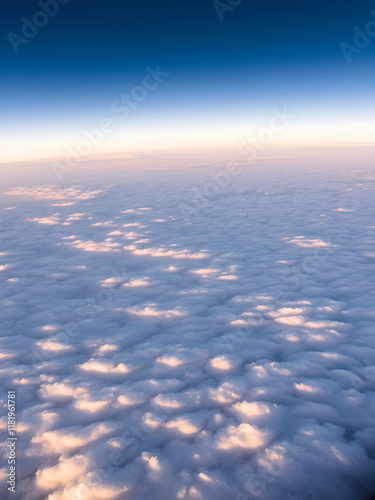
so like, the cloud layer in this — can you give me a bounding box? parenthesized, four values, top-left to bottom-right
(0, 161, 375, 499)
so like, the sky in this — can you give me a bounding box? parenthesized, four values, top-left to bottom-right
(1, 3, 375, 499)
(1, 0, 375, 162)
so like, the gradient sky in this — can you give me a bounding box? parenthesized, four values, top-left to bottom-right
(1, 0, 375, 163)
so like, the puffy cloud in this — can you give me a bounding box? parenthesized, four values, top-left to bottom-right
(123, 244, 210, 259)
(284, 236, 334, 248)
(126, 306, 186, 318)
(207, 355, 241, 372)
(66, 238, 122, 252)
(80, 359, 134, 375)
(123, 278, 151, 287)
(36, 455, 90, 490)
(27, 216, 60, 225)
(31, 421, 121, 454)
(214, 423, 272, 451)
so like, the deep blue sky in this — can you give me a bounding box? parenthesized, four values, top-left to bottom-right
(1, 0, 375, 161)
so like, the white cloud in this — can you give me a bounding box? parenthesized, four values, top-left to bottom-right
(36, 455, 90, 490)
(214, 423, 272, 451)
(284, 236, 334, 248)
(126, 306, 186, 318)
(80, 359, 133, 375)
